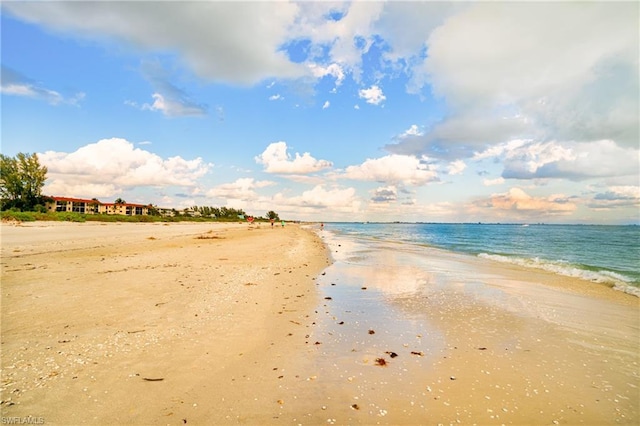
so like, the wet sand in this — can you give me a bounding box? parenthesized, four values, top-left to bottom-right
(308, 234, 639, 425)
(1, 221, 638, 425)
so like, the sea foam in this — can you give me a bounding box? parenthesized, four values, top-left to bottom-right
(478, 253, 640, 297)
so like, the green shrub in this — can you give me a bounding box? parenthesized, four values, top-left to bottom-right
(1, 210, 37, 221)
(56, 212, 86, 222)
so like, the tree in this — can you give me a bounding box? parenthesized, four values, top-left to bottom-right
(88, 198, 100, 214)
(0, 152, 48, 211)
(266, 210, 280, 221)
(147, 204, 161, 216)
(114, 198, 126, 205)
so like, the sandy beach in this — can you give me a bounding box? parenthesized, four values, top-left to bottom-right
(1, 221, 638, 425)
(0, 221, 329, 424)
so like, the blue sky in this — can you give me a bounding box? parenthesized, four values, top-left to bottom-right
(1, 1, 638, 223)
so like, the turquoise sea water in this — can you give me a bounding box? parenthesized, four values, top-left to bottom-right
(324, 223, 640, 296)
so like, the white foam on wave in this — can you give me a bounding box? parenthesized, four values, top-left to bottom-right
(478, 253, 640, 297)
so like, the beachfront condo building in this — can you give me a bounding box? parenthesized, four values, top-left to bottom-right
(45, 196, 150, 216)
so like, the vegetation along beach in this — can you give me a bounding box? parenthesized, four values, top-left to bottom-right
(1, 1, 639, 425)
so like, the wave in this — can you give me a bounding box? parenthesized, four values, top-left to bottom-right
(478, 253, 640, 297)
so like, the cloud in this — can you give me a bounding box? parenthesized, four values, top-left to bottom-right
(399, 124, 423, 138)
(358, 85, 386, 105)
(255, 141, 333, 174)
(483, 177, 505, 187)
(343, 154, 438, 186)
(374, 2, 460, 64)
(309, 63, 345, 87)
(1, 65, 84, 106)
(207, 178, 275, 202)
(473, 187, 577, 218)
(136, 59, 207, 117)
(39, 138, 211, 198)
(293, 2, 385, 82)
(322, 100, 330, 109)
(139, 93, 206, 117)
(274, 185, 359, 211)
(475, 139, 639, 181)
(4, 2, 306, 85)
(588, 185, 640, 210)
(399, 2, 638, 158)
(371, 185, 397, 203)
(386, 114, 530, 160)
(447, 160, 466, 176)
(269, 94, 284, 101)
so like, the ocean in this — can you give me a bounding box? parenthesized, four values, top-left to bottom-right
(321, 223, 640, 297)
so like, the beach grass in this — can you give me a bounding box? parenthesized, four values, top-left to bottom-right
(0, 210, 256, 223)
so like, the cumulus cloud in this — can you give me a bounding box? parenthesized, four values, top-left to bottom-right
(399, 124, 423, 138)
(447, 160, 466, 175)
(274, 185, 359, 211)
(269, 94, 283, 101)
(358, 85, 386, 105)
(474, 187, 576, 218)
(475, 139, 639, 181)
(343, 154, 438, 186)
(293, 2, 385, 82)
(397, 2, 639, 159)
(322, 100, 330, 109)
(207, 178, 275, 202)
(39, 138, 211, 198)
(309, 63, 345, 87)
(255, 141, 333, 174)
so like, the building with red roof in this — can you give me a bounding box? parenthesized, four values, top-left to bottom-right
(45, 196, 150, 216)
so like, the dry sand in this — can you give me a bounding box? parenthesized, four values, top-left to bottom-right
(1, 221, 329, 424)
(1, 221, 638, 425)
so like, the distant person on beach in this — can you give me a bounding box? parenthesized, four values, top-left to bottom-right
(281, 220, 285, 227)
(270, 218, 274, 228)
(320, 222, 324, 231)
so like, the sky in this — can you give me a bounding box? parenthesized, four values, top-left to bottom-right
(1, 1, 638, 224)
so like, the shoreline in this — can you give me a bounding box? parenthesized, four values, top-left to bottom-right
(310, 230, 639, 425)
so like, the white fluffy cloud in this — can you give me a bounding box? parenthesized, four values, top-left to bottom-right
(447, 160, 466, 176)
(414, 3, 635, 152)
(274, 185, 359, 211)
(39, 138, 211, 198)
(358, 85, 386, 105)
(207, 178, 274, 202)
(309, 63, 346, 87)
(344, 154, 438, 186)
(255, 141, 333, 174)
